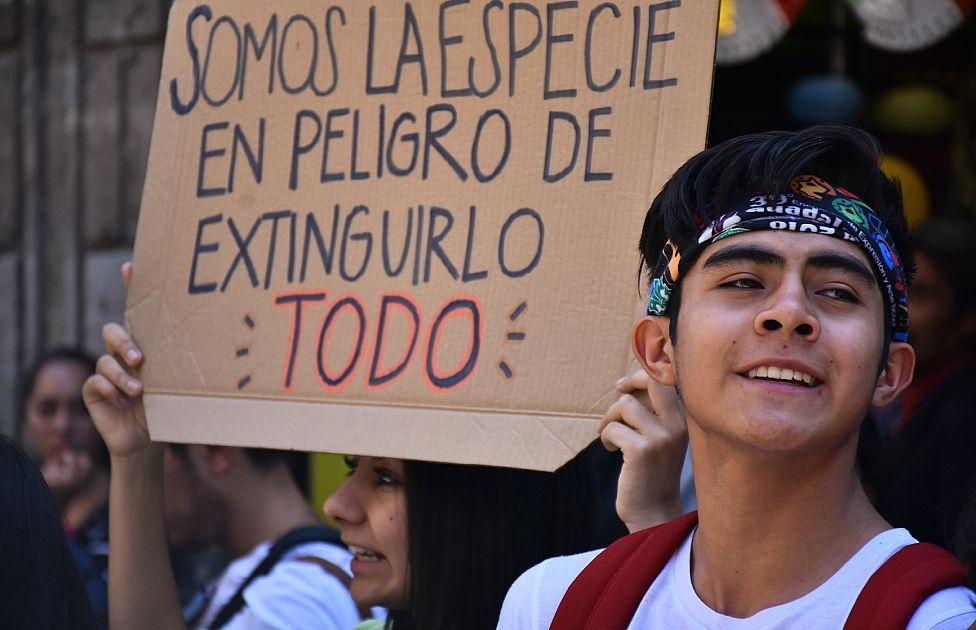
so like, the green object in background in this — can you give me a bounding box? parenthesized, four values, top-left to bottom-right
(310, 452, 350, 528)
(875, 86, 955, 136)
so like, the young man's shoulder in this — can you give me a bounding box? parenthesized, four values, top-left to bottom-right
(496, 527, 976, 630)
(242, 541, 361, 628)
(497, 548, 602, 629)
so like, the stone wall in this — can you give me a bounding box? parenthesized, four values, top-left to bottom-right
(0, 0, 168, 437)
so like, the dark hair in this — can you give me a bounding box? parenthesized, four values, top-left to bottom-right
(638, 125, 915, 352)
(0, 434, 98, 629)
(389, 454, 597, 630)
(19, 347, 97, 420)
(913, 218, 976, 315)
(19, 347, 109, 468)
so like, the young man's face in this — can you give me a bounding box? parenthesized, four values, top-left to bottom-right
(664, 230, 903, 455)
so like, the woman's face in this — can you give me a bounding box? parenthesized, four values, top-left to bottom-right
(324, 456, 409, 609)
(24, 360, 99, 463)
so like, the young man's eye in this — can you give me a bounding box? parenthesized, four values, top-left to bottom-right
(820, 287, 860, 303)
(343, 455, 359, 477)
(721, 277, 762, 290)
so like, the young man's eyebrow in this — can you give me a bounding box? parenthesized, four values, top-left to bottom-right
(805, 252, 877, 287)
(701, 244, 785, 271)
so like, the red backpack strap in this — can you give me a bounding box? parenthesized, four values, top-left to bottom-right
(844, 542, 968, 630)
(551, 511, 699, 630)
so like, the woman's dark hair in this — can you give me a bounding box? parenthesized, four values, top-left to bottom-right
(19, 347, 97, 419)
(389, 453, 596, 630)
(0, 434, 98, 629)
(19, 347, 108, 468)
(638, 125, 915, 351)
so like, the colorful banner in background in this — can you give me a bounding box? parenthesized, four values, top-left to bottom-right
(716, 0, 807, 65)
(717, 0, 974, 66)
(849, 0, 974, 52)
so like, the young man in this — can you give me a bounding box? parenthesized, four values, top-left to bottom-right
(82, 265, 367, 629)
(498, 126, 976, 628)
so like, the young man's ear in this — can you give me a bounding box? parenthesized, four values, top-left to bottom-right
(872, 341, 915, 408)
(633, 316, 676, 386)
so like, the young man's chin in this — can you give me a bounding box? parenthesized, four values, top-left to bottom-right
(697, 411, 861, 458)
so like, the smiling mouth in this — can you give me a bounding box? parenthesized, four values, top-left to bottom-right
(744, 365, 820, 388)
(348, 545, 386, 563)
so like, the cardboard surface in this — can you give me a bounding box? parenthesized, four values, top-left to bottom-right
(130, 0, 719, 471)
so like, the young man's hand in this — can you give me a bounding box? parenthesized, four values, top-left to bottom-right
(600, 370, 687, 533)
(81, 262, 154, 460)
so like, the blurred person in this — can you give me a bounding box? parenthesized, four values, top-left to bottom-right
(860, 218, 976, 549)
(20, 348, 110, 625)
(166, 442, 369, 628)
(85, 329, 366, 628)
(0, 432, 98, 629)
(83, 263, 366, 630)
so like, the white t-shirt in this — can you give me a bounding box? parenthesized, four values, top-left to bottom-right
(196, 540, 367, 630)
(498, 527, 976, 629)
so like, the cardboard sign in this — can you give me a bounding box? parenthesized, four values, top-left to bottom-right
(130, 0, 718, 471)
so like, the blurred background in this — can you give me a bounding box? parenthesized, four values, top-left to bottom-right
(0, 0, 974, 502)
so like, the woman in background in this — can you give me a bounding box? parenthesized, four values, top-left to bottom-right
(21, 348, 110, 625)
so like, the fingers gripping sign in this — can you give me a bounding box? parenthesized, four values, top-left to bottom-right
(599, 370, 686, 533)
(82, 265, 153, 460)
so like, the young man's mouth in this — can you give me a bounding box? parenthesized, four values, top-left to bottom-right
(743, 365, 821, 388)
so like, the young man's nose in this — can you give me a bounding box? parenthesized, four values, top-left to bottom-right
(754, 284, 820, 340)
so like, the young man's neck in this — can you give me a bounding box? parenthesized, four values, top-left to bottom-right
(221, 466, 321, 558)
(687, 426, 889, 618)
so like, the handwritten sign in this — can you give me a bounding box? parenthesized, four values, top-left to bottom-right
(129, 0, 719, 471)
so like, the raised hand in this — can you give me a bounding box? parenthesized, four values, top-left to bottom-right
(599, 370, 687, 533)
(81, 262, 153, 460)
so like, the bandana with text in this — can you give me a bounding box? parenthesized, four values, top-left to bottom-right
(646, 175, 909, 342)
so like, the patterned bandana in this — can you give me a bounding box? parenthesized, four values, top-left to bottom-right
(646, 175, 909, 342)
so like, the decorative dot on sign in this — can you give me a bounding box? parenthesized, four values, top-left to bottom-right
(244, 315, 255, 329)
